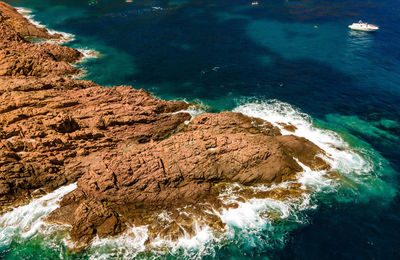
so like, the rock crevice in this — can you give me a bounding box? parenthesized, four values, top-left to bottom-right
(0, 1, 330, 249)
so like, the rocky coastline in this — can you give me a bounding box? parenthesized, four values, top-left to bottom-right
(0, 1, 331, 249)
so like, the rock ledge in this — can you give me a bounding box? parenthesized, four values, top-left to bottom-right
(0, 1, 330, 248)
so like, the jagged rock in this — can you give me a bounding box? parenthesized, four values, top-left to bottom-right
(48, 112, 330, 244)
(43, 114, 80, 133)
(0, 3, 191, 213)
(0, 0, 332, 249)
(0, 2, 60, 39)
(0, 5, 82, 77)
(0, 76, 192, 213)
(0, 181, 10, 195)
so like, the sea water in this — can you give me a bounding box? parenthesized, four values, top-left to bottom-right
(1, 0, 399, 259)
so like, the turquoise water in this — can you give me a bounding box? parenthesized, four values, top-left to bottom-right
(1, 0, 400, 259)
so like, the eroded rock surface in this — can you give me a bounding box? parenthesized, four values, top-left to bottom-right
(0, 76, 191, 212)
(0, 21, 82, 76)
(0, 2, 60, 39)
(48, 111, 330, 245)
(0, 2, 191, 212)
(0, 1, 330, 249)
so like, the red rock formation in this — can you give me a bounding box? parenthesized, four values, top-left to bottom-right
(0, 2, 60, 39)
(0, 1, 330, 249)
(0, 20, 82, 76)
(0, 2, 191, 212)
(47, 111, 330, 245)
(0, 75, 191, 212)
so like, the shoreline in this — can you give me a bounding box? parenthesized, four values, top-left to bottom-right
(14, 6, 102, 68)
(0, 1, 390, 257)
(14, 6, 75, 44)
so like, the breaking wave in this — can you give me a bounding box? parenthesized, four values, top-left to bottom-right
(16, 7, 100, 74)
(15, 7, 75, 44)
(233, 99, 396, 201)
(72, 99, 396, 258)
(0, 183, 77, 249)
(0, 100, 395, 259)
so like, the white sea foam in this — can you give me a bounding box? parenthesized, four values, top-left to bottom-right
(233, 99, 374, 176)
(217, 181, 312, 227)
(171, 224, 218, 258)
(233, 99, 396, 200)
(15, 7, 75, 44)
(157, 211, 173, 223)
(0, 183, 77, 246)
(77, 99, 394, 258)
(84, 186, 312, 259)
(1, 99, 394, 258)
(86, 221, 220, 259)
(72, 48, 101, 74)
(88, 226, 149, 260)
(152, 223, 219, 258)
(171, 104, 207, 124)
(76, 48, 101, 63)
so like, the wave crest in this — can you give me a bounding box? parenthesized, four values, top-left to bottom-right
(0, 99, 396, 259)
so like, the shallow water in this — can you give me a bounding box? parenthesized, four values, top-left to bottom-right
(1, 0, 400, 259)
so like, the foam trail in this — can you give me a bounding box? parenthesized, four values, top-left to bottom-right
(182, 105, 206, 120)
(0, 183, 77, 246)
(296, 159, 336, 193)
(151, 223, 218, 258)
(220, 198, 275, 229)
(15, 7, 75, 44)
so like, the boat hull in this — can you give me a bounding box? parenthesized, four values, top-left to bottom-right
(348, 24, 379, 32)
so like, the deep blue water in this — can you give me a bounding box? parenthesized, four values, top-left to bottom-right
(2, 0, 400, 259)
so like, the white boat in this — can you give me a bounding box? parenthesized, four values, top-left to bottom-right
(348, 20, 379, 32)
